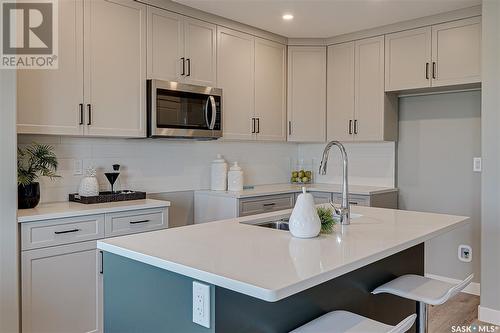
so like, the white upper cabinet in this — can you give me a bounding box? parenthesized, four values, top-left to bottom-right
(17, 0, 147, 138)
(385, 17, 481, 91)
(184, 18, 217, 87)
(217, 27, 255, 140)
(327, 42, 355, 142)
(254, 38, 287, 142)
(385, 27, 432, 91)
(355, 36, 397, 142)
(327, 37, 397, 142)
(287, 46, 327, 143)
(84, 0, 146, 137)
(431, 17, 481, 87)
(148, 8, 216, 87)
(147, 7, 184, 82)
(17, 0, 84, 136)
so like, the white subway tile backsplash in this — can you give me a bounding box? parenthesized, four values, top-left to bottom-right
(19, 135, 396, 203)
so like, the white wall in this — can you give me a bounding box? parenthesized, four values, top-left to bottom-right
(479, 0, 500, 325)
(0, 70, 20, 332)
(397, 91, 481, 284)
(298, 142, 396, 187)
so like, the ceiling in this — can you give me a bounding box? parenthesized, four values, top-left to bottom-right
(172, 0, 481, 38)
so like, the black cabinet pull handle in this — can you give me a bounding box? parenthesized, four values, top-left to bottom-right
(354, 120, 358, 134)
(256, 118, 260, 134)
(54, 228, 80, 235)
(349, 120, 353, 135)
(186, 58, 191, 77)
(263, 203, 276, 207)
(129, 220, 150, 225)
(79, 104, 84, 125)
(87, 104, 92, 125)
(288, 121, 292, 135)
(251, 118, 255, 133)
(181, 57, 185, 76)
(432, 62, 436, 79)
(349, 202, 358, 205)
(99, 251, 104, 274)
(425, 63, 429, 80)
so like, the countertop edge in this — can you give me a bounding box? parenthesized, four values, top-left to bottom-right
(18, 200, 171, 223)
(97, 215, 470, 302)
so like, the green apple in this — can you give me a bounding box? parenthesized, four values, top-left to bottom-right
(302, 177, 309, 183)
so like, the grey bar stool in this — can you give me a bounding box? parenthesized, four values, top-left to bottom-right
(372, 274, 474, 333)
(290, 310, 417, 333)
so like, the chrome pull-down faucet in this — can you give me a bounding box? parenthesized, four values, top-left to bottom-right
(319, 141, 350, 225)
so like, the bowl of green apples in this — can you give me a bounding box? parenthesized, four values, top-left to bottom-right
(291, 169, 313, 184)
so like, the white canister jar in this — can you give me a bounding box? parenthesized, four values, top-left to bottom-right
(78, 167, 100, 197)
(228, 162, 243, 192)
(211, 154, 228, 191)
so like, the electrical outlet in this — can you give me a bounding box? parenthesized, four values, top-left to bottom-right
(192, 281, 210, 328)
(473, 157, 482, 172)
(73, 159, 83, 176)
(458, 245, 472, 263)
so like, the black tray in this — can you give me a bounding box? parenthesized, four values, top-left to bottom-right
(69, 191, 146, 204)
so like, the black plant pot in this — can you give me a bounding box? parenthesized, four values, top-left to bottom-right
(18, 182, 41, 209)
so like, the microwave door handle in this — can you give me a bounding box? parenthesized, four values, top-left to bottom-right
(209, 96, 217, 130)
(204, 97, 211, 128)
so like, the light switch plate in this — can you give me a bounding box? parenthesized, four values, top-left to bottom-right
(473, 157, 482, 172)
(192, 281, 210, 328)
(73, 159, 83, 175)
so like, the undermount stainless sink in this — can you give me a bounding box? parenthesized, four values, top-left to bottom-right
(248, 218, 290, 231)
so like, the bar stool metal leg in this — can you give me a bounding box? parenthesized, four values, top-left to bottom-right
(417, 302, 428, 333)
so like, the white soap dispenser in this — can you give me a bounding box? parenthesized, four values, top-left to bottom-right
(289, 187, 321, 238)
(211, 154, 228, 191)
(228, 162, 244, 192)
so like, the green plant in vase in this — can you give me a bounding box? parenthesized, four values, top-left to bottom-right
(18, 143, 60, 209)
(317, 206, 337, 234)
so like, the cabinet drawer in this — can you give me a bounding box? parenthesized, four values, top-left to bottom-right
(21, 215, 105, 251)
(105, 208, 168, 237)
(239, 194, 294, 217)
(332, 193, 370, 207)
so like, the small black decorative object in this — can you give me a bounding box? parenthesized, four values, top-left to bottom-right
(17, 143, 60, 209)
(105, 164, 121, 193)
(18, 182, 41, 209)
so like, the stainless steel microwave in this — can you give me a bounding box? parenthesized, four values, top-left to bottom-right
(147, 80, 222, 139)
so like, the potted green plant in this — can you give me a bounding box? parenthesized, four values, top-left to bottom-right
(17, 143, 60, 209)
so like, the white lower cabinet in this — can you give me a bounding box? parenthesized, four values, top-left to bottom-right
(22, 241, 102, 333)
(20, 206, 169, 333)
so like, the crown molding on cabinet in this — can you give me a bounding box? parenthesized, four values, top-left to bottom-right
(137, 0, 288, 45)
(326, 5, 481, 45)
(287, 38, 328, 46)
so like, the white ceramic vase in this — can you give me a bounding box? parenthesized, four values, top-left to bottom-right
(289, 187, 321, 238)
(211, 154, 228, 191)
(228, 162, 243, 192)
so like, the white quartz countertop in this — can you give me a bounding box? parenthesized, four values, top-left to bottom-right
(97, 205, 468, 302)
(195, 183, 397, 198)
(18, 199, 170, 223)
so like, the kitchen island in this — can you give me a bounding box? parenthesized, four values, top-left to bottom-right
(97, 205, 469, 333)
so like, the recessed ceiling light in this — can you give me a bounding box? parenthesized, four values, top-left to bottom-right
(282, 14, 294, 21)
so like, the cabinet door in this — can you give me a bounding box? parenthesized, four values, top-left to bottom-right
(217, 27, 255, 140)
(287, 46, 326, 142)
(385, 27, 432, 91)
(354, 36, 385, 142)
(184, 18, 217, 87)
(17, 0, 84, 135)
(84, 0, 147, 137)
(431, 17, 481, 87)
(147, 7, 184, 82)
(254, 38, 286, 142)
(327, 42, 355, 142)
(22, 241, 102, 333)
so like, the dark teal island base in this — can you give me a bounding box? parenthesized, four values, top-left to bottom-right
(103, 244, 423, 333)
